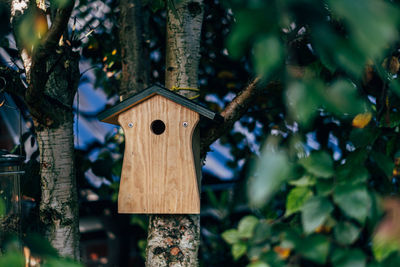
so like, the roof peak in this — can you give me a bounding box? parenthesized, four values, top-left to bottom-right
(98, 84, 222, 125)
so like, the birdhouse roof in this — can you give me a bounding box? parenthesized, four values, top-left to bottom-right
(98, 84, 222, 125)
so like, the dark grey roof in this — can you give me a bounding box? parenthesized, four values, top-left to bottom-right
(98, 84, 222, 125)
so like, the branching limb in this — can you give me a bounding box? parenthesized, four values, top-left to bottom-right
(35, 0, 75, 60)
(200, 77, 280, 157)
(0, 65, 26, 98)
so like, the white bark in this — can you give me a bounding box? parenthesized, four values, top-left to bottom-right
(11, 0, 32, 81)
(37, 118, 79, 258)
(10, 0, 80, 259)
(146, 1, 204, 266)
(165, 0, 204, 95)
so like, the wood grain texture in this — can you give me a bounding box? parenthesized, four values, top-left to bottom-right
(118, 94, 200, 214)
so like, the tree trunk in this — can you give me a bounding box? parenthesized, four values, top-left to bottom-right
(37, 117, 79, 258)
(145, 1, 204, 266)
(10, 0, 80, 258)
(119, 0, 150, 99)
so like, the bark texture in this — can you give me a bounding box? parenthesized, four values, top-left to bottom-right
(146, 1, 204, 266)
(165, 0, 203, 95)
(37, 118, 79, 258)
(119, 0, 150, 99)
(9, 0, 80, 259)
(146, 215, 199, 267)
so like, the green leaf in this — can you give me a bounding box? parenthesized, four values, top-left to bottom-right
(251, 221, 271, 244)
(285, 187, 313, 216)
(253, 35, 283, 76)
(247, 262, 270, 267)
(232, 242, 247, 260)
(298, 235, 330, 264)
(247, 246, 264, 262)
(282, 229, 301, 250)
(222, 229, 240, 245)
(337, 165, 369, 185)
(316, 179, 334, 196)
(329, 0, 399, 59)
(43, 257, 83, 267)
(288, 175, 316, 186)
(334, 221, 361, 245)
(350, 128, 380, 148)
(372, 152, 394, 179)
(313, 38, 337, 73)
(333, 184, 371, 223)
(238, 216, 259, 239)
(323, 80, 365, 115)
(24, 233, 58, 257)
(286, 81, 322, 126)
(0, 251, 24, 267)
(301, 196, 334, 234)
(332, 249, 366, 267)
(299, 151, 334, 178)
(248, 145, 292, 207)
(372, 237, 400, 262)
(381, 253, 400, 266)
(227, 9, 274, 59)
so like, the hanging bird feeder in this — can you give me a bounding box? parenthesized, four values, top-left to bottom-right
(0, 150, 24, 247)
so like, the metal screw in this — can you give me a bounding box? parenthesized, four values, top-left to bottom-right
(183, 122, 188, 127)
(128, 122, 133, 128)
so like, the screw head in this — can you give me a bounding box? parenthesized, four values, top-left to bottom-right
(128, 122, 133, 128)
(183, 122, 188, 127)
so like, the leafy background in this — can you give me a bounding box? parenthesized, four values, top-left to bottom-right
(2, 0, 400, 266)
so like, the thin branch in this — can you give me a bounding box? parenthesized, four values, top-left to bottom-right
(200, 77, 281, 157)
(0, 66, 26, 98)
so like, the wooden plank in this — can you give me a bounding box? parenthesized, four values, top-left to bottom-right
(117, 94, 200, 214)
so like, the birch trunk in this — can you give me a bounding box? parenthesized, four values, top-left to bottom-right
(145, 1, 204, 266)
(37, 118, 79, 258)
(10, 0, 80, 258)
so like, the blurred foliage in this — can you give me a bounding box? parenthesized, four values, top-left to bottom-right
(5, 0, 400, 265)
(0, 233, 82, 267)
(219, 0, 400, 266)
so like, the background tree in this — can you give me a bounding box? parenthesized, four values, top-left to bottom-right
(1, 0, 80, 259)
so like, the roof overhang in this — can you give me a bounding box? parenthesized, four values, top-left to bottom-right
(98, 84, 223, 125)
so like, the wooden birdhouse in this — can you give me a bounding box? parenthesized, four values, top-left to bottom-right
(98, 85, 221, 214)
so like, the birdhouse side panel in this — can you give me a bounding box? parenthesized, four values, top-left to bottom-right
(117, 95, 200, 214)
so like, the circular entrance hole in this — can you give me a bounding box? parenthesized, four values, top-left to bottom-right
(150, 120, 166, 135)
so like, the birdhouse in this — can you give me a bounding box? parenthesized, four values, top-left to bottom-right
(98, 85, 221, 214)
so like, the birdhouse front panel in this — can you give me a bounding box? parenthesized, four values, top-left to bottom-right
(117, 94, 200, 214)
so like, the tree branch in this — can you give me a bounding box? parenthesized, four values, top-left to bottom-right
(0, 66, 26, 98)
(35, 0, 74, 60)
(200, 77, 280, 157)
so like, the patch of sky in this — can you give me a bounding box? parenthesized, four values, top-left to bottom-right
(328, 133, 342, 160)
